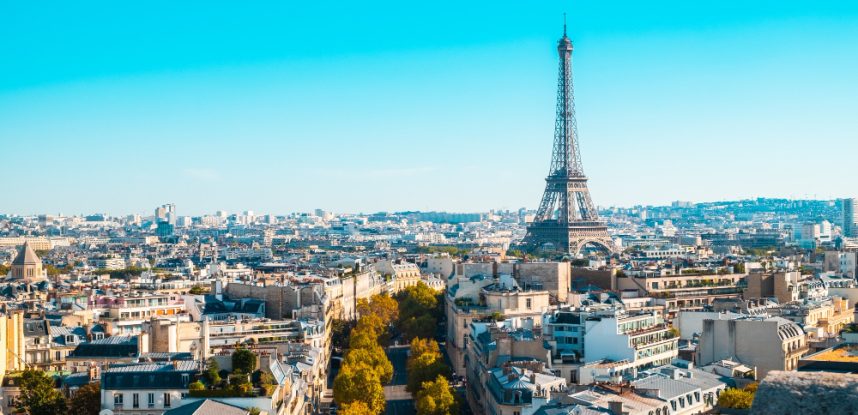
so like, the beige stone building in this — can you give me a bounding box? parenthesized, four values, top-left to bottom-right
(744, 271, 802, 304)
(776, 297, 854, 338)
(446, 272, 550, 372)
(376, 260, 423, 292)
(0, 311, 26, 379)
(697, 316, 808, 379)
(617, 272, 745, 317)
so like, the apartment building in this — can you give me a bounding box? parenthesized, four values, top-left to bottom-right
(617, 270, 745, 317)
(582, 308, 679, 373)
(446, 272, 550, 372)
(775, 296, 854, 338)
(100, 360, 198, 415)
(744, 271, 802, 304)
(465, 320, 565, 415)
(697, 316, 808, 379)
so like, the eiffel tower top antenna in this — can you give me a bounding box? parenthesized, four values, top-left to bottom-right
(563, 13, 567, 36)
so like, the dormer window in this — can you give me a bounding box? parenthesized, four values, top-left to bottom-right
(66, 335, 76, 344)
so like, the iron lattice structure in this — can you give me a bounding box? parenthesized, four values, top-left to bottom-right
(523, 28, 614, 255)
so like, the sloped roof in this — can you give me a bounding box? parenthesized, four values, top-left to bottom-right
(12, 242, 41, 266)
(632, 374, 699, 400)
(70, 335, 138, 358)
(50, 325, 87, 347)
(164, 399, 248, 415)
(24, 319, 48, 337)
(101, 361, 199, 390)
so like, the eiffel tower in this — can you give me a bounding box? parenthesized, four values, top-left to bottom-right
(523, 24, 614, 255)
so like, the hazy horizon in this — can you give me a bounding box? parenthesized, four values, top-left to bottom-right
(0, 196, 842, 218)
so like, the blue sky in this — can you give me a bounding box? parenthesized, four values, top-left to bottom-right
(1, 1, 856, 216)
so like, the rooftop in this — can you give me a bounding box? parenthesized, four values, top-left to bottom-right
(12, 242, 41, 266)
(804, 344, 858, 363)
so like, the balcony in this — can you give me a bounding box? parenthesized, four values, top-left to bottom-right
(649, 286, 744, 299)
(633, 334, 677, 350)
(786, 345, 810, 357)
(624, 324, 669, 337)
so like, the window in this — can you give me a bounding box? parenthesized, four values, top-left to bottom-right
(181, 374, 190, 386)
(148, 393, 155, 408)
(133, 393, 139, 408)
(114, 393, 123, 407)
(55, 351, 61, 361)
(526, 298, 532, 310)
(164, 393, 171, 408)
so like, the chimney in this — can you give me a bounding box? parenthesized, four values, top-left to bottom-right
(608, 400, 624, 415)
(88, 365, 100, 381)
(172, 360, 180, 370)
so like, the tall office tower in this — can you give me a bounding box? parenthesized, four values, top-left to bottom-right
(843, 198, 858, 237)
(523, 25, 613, 255)
(155, 203, 176, 224)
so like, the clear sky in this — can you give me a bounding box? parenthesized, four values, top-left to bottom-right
(1, 1, 857, 216)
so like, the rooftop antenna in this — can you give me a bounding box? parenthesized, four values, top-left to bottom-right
(563, 12, 567, 36)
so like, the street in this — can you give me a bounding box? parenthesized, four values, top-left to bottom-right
(385, 346, 415, 415)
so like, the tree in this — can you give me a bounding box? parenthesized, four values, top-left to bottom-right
(205, 358, 221, 385)
(232, 348, 257, 374)
(333, 362, 386, 415)
(16, 370, 67, 415)
(506, 249, 524, 258)
(356, 313, 386, 340)
(340, 401, 372, 415)
(189, 285, 210, 295)
(717, 387, 755, 409)
(400, 314, 437, 342)
(398, 283, 439, 321)
(69, 382, 100, 415)
(349, 326, 380, 350)
(189, 380, 205, 391)
(415, 375, 459, 415)
(408, 338, 441, 365)
(331, 319, 355, 350)
(357, 294, 399, 325)
(45, 264, 63, 277)
(407, 351, 451, 393)
(407, 338, 450, 394)
(344, 345, 393, 384)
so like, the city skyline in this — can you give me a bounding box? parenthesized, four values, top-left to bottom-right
(2, 1, 857, 216)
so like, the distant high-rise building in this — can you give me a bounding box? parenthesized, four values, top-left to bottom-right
(156, 221, 175, 239)
(176, 216, 193, 228)
(155, 203, 176, 225)
(843, 198, 858, 237)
